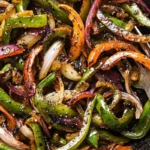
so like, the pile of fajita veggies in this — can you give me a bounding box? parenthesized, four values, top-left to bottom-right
(0, 0, 150, 149)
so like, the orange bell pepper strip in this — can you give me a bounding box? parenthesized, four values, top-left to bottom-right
(88, 40, 140, 68)
(101, 51, 150, 70)
(114, 145, 132, 150)
(0, 105, 16, 131)
(58, 4, 85, 61)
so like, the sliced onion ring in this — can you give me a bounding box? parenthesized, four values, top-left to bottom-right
(121, 92, 143, 119)
(45, 90, 79, 103)
(0, 126, 29, 150)
(60, 63, 81, 81)
(39, 40, 64, 80)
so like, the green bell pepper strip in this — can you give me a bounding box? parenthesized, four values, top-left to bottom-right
(32, 0, 70, 24)
(38, 72, 56, 89)
(122, 3, 150, 28)
(15, 58, 24, 71)
(122, 100, 150, 139)
(98, 129, 130, 144)
(79, 0, 91, 22)
(42, 26, 72, 51)
(108, 15, 127, 29)
(34, 90, 77, 118)
(0, 64, 12, 73)
(16, 0, 30, 12)
(75, 61, 102, 89)
(87, 129, 99, 148)
(91, 113, 103, 127)
(96, 94, 134, 129)
(50, 132, 67, 146)
(34, 72, 77, 118)
(28, 122, 46, 150)
(0, 87, 31, 115)
(0, 142, 17, 150)
(75, 67, 95, 89)
(56, 94, 97, 150)
(2, 14, 47, 45)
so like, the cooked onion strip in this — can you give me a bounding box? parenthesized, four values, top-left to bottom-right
(0, 127, 29, 150)
(121, 92, 143, 119)
(39, 40, 64, 80)
(60, 63, 81, 81)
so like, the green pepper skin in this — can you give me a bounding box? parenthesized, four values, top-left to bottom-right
(32, 0, 70, 24)
(28, 123, 46, 150)
(75, 67, 95, 89)
(107, 15, 127, 29)
(16, 0, 30, 12)
(98, 129, 130, 144)
(0, 64, 12, 73)
(122, 3, 150, 28)
(56, 94, 97, 150)
(96, 94, 134, 129)
(0, 143, 17, 150)
(87, 129, 99, 148)
(34, 72, 77, 118)
(38, 72, 56, 89)
(34, 89, 77, 118)
(15, 58, 24, 71)
(79, 0, 91, 22)
(122, 100, 150, 139)
(0, 88, 31, 115)
(2, 15, 47, 45)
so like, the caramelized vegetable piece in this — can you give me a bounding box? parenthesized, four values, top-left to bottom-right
(0, 45, 24, 59)
(24, 45, 43, 97)
(85, 0, 102, 49)
(58, 4, 85, 61)
(88, 40, 140, 67)
(96, 10, 150, 43)
(101, 51, 150, 70)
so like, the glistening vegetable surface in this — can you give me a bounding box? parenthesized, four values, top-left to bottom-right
(0, 0, 150, 150)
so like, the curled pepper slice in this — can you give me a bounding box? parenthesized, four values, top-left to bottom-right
(101, 51, 150, 70)
(27, 122, 46, 150)
(96, 94, 134, 129)
(24, 45, 43, 97)
(32, 0, 70, 24)
(96, 10, 150, 43)
(0, 87, 31, 115)
(122, 3, 150, 27)
(0, 44, 24, 59)
(58, 4, 85, 61)
(88, 40, 140, 68)
(85, 0, 102, 49)
(56, 94, 97, 150)
(34, 72, 77, 118)
(2, 14, 47, 45)
(122, 100, 150, 139)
